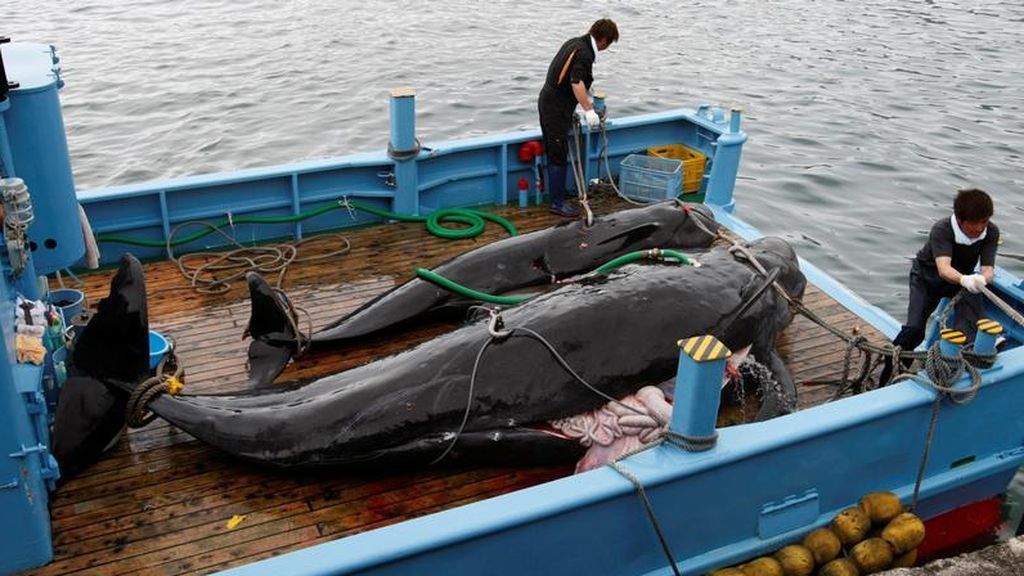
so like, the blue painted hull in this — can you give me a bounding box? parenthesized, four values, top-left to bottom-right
(218, 214, 1024, 576)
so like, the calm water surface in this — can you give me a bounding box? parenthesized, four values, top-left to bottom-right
(5, 0, 1024, 318)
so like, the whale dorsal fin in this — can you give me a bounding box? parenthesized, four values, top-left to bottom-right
(245, 273, 298, 389)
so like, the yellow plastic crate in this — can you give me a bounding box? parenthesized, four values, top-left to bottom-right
(647, 144, 706, 194)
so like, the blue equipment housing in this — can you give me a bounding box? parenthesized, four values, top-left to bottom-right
(0, 40, 74, 573)
(0, 42, 84, 275)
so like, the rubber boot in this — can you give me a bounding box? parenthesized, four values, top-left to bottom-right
(546, 164, 577, 217)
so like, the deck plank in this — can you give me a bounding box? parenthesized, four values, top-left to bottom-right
(22, 198, 888, 575)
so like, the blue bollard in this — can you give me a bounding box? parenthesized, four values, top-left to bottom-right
(388, 87, 419, 216)
(729, 106, 743, 134)
(974, 319, 1003, 357)
(670, 334, 730, 447)
(938, 328, 966, 360)
(704, 109, 747, 213)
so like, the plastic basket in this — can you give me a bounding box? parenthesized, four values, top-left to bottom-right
(647, 144, 707, 194)
(618, 154, 683, 203)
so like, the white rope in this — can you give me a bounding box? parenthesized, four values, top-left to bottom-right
(569, 121, 595, 226)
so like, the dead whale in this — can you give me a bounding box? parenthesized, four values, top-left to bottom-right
(55, 236, 804, 472)
(246, 200, 721, 386)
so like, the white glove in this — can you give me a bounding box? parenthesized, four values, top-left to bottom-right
(959, 273, 986, 294)
(582, 109, 601, 129)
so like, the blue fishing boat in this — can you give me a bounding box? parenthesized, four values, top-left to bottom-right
(1, 39, 1022, 576)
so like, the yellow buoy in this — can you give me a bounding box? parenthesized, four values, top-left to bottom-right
(818, 558, 861, 576)
(740, 556, 784, 576)
(858, 492, 904, 525)
(849, 537, 895, 574)
(891, 548, 918, 568)
(773, 544, 815, 576)
(802, 527, 842, 565)
(832, 506, 871, 546)
(881, 513, 926, 555)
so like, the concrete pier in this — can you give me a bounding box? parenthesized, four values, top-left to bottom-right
(879, 536, 1024, 575)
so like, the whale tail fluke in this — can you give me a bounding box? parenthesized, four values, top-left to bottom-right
(53, 254, 150, 477)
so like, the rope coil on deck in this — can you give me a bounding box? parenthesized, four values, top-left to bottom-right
(126, 352, 186, 428)
(167, 222, 353, 294)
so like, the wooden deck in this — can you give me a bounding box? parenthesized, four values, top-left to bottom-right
(23, 198, 888, 575)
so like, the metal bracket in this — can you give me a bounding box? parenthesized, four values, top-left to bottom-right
(996, 446, 1024, 461)
(758, 489, 820, 539)
(9, 443, 48, 459)
(377, 171, 396, 188)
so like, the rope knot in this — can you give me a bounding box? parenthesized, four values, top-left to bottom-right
(126, 353, 187, 428)
(165, 376, 185, 396)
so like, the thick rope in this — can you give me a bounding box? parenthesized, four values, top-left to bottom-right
(891, 341, 983, 510)
(725, 240, 937, 391)
(126, 353, 186, 428)
(609, 460, 683, 576)
(980, 284, 1024, 327)
(569, 120, 595, 227)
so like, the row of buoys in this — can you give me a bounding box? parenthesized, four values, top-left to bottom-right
(709, 491, 926, 576)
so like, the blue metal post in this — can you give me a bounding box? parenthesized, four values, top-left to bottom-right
(671, 335, 731, 440)
(704, 107, 747, 213)
(974, 319, 1003, 357)
(389, 87, 419, 216)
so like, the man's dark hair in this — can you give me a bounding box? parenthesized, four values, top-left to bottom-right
(590, 19, 619, 44)
(953, 188, 994, 222)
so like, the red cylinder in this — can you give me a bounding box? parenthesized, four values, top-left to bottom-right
(518, 177, 529, 190)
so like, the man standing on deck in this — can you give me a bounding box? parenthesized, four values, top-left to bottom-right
(880, 188, 999, 384)
(538, 19, 619, 218)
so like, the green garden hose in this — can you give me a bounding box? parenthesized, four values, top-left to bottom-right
(593, 249, 692, 274)
(95, 199, 518, 247)
(414, 248, 695, 306)
(415, 268, 530, 305)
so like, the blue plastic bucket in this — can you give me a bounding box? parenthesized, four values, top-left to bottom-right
(48, 288, 85, 323)
(149, 330, 169, 370)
